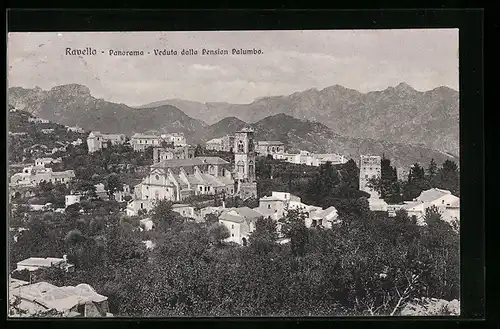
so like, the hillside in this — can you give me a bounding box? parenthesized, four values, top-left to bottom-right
(140, 83, 459, 156)
(7, 84, 207, 144)
(203, 114, 458, 170)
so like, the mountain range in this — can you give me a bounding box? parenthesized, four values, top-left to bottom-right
(137, 83, 459, 157)
(8, 84, 458, 169)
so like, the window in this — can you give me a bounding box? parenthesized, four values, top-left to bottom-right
(232, 234, 234, 237)
(237, 141, 244, 153)
(232, 224, 234, 229)
(268, 204, 271, 209)
(365, 175, 368, 179)
(155, 175, 160, 181)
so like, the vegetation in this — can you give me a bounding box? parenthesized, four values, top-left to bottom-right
(368, 157, 460, 203)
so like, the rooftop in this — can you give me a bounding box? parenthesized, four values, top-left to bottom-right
(132, 133, 160, 139)
(9, 281, 107, 313)
(17, 257, 65, 268)
(416, 188, 453, 203)
(257, 141, 284, 145)
(151, 157, 229, 169)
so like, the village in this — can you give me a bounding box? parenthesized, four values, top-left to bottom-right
(7, 110, 461, 317)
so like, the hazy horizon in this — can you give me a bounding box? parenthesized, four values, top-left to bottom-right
(8, 30, 459, 106)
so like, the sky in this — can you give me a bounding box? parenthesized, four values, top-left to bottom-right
(7, 29, 459, 106)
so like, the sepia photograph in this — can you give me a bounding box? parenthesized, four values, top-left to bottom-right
(7, 29, 460, 317)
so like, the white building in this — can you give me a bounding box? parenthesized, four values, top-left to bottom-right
(401, 188, 460, 225)
(41, 128, 55, 134)
(86, 131, 126, 153)
(161, 132, 187, 147)
(172, 204, 197, 220)
(15, 256, 74, 273)
(152, 145, 196, 163)
(28, 117, 50, 124)
(139, 157, 235, 202)
(65, 195, 81, 208)
(9, 280, 112, 317)
(273, 151, 346, 167)
(206, 135, 235, 152)
(126, 199, 154, 216)
(35, 157, 59, 167)
(10, 166, 75, 187)
(139, 218, 154, 231)
(218, 207, 262, 245)
(130, 133, 162, 151)
(67, 126, 85, 133)
(256, 141, 285, 156)
(308, 206, 339, 228)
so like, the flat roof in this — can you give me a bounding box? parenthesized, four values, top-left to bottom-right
(151, 156, 229, 169)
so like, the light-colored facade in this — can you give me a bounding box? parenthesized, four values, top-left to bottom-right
(205, 135, 235, 152)
(139, 157, 235, 202)
(41, 128, 55, 134)
(9, 280, 112, 317)
(234, 128, 257, 198)
(16, 256, 74, 273)
(67, 126, 85, 133)
(359, 155, 382, 199)
(10, 166, 75, 187)
(273, 151, 347, 166)
(28, 117, 50, 124)
(206, 138, 224, 151)
(152, 145, 195, 164)
(35, 157, 60, 167)
(219, 207, 262, 245)
(86, 131, 126, 153)
(161, 133, 187, 147)
(126, 199, 154, 216)
(172, 204, 197, 219)
(256, 141, 285, 156)
(65, 195, 81, 208)
(130, 133, 162, 151)
(400, 188, 460, 225)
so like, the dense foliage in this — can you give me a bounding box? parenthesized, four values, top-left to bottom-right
(11, 195, 459, 316)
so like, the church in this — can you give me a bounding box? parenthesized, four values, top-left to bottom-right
(135, 127, 258, 203)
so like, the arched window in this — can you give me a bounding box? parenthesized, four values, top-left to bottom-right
(237, 141, 244, 153)
(237, 161, 245, 174)
(248, 160, 254, 179)
(155, 174, 160, 181)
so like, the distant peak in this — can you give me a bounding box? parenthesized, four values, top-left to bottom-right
(394, 82, 415, 91)
(50, 84, 91, 95)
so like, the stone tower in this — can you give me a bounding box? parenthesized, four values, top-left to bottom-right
(359, 155, 382, 199)
(234, 127, 257, 198)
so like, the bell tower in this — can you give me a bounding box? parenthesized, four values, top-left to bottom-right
(234, 127, 257, 198)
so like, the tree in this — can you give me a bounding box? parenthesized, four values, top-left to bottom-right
(204, 213, 219, 225)
(150, 199, 176, 229)
(104, 173, 123, 200)
(340, 159, 359, 189)
(306, 161, 341, 207)
(249, 216, 277, 254)
(208, 223, 230, 246)
(426, 159, 439, 187)
(437, 160, 459, 197)
(403, 163, 430, 201)
(281, 209, 309, 257)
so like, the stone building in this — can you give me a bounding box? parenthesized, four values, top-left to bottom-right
(234, 127, 257, 199)
(359, 155, 382, 198)
(86, 131, 126, 153)
(152, 145, 195, 164)
(256, 141, 285, 156)
(130, 133, 162, 151)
